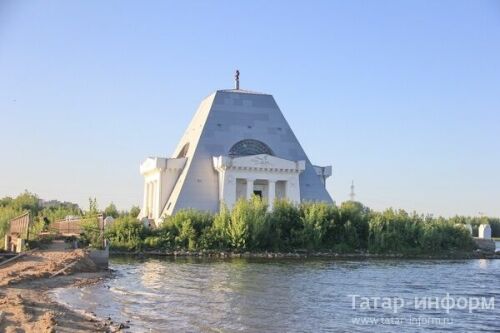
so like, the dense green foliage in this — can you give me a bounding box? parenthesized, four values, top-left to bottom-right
(368, 210, 474, 253)
(80, 198, 103, 248)
(104, 203, 120, 218)
(448, 216, 500, 238)
(0, 191, 495, 254)
(98, 197, 481, 254)
(129, 206, 141, 218)
(105, 215, 147, 250)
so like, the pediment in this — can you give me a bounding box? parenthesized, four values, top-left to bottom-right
(233, 154, 296, 169)
(213, 154, 305, 172)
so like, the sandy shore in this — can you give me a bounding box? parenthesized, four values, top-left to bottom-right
(0, 246, 122, 332)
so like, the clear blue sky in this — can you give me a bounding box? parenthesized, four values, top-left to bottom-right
(1, 1, 499, 216)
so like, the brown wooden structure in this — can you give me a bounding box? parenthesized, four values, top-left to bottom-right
(52, 215, 103, 237)
(4, 212, 31, 253)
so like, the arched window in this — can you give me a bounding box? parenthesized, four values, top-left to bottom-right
(229, 139, 274, 157)
(177, 143, 189, 158)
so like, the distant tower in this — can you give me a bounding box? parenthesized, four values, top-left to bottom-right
(350, 180, 355, 201)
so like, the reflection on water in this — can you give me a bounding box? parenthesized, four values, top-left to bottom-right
(53, 256, 500, 332)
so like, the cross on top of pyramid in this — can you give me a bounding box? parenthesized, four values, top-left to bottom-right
(235, 69, 240, 90)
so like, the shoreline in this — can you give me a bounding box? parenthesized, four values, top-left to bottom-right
(1, 247, 498, 332)
(109, 249, 500, 260)
(1, 272, 116, 332)
(46, 272, 132, 332)
(0, 248, 126, 332)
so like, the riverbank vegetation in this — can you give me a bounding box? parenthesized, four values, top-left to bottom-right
(104, 198, 489, 255)
(1, 192, 498, 254)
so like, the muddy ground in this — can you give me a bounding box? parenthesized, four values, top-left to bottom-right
(0, 244, 121, 332)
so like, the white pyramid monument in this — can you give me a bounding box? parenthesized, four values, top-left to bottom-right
(139, 72, 333, 223)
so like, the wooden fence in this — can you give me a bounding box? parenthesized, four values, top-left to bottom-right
(9, 212, 31, 237)
(52, 215, 103, 236)
(5, 212, 31, 252)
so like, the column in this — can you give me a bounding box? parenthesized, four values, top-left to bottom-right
(148, 182, 153, 218)
(223, 174, 237, 209)
(268, 180, 276, 210)
(286, 177, 300, 203)
(146, 182, 150, 217)
(246, 178, 254, 200)
(150, 182, 155, 219)
(142, 181, 148, 218)
(155, 178, 161, 220)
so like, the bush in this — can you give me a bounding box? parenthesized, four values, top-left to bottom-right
(81, 217, 104, 249)
(245, 197, 269, 250)
(143, 236, 163, 249)
(419, 219, 475, 252)
(203, 204, 231, 249)
(298, 202, 336, 250)
(368, 210, 423, 253)
(268, 200, 301, 251)
(368, 210, 476, 254)
(161, 209, 214, 250)
(338, 201, 370, 250)
(105, 215, 146, 251)
(227, 197, 269, 250)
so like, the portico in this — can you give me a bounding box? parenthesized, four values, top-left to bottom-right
(213, 154, 305, 210)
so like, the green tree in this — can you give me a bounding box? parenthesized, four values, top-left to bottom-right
(129, 206, 141, 218)
(104, 203, 119, 218)
(11, 191, 41, 217)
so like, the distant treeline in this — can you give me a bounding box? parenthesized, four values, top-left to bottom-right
(1, 192, 498, 254)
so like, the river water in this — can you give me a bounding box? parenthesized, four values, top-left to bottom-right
(53, 255, 500, 332)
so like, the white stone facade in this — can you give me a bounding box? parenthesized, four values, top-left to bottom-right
(213, 154, 305, 210)
(139, 88, 333, 224)
(139, 157, 186, 220)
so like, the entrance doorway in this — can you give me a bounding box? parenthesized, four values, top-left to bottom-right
(253, 190, 262, 198)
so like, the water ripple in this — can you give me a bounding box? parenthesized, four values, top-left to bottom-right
(53, 257, 500, 332)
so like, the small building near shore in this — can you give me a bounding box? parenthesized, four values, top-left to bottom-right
(139, 74, 333, 224)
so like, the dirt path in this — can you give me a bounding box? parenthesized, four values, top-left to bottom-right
(0, 244, 117, 332)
